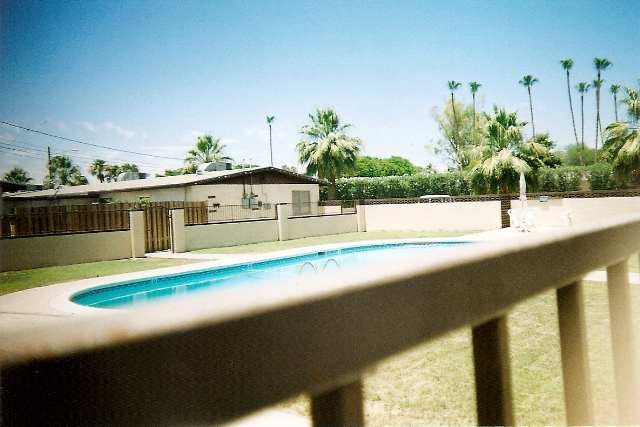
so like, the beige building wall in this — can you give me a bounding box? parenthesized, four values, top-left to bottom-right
(106, 187, 187, 203)
(510, 196, 640, 227)
(364, 202, 501, 231)
(287, 214, 358, 240)
(186, 183, 320, 205)
(0, 231, 131, 272)
(185, 220, 279, 250)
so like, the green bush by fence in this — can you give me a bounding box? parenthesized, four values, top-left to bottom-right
(330, 164, 627, 200)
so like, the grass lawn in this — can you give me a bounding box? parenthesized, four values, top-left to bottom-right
(193, 230, 474, 254)
(281, 281, 640, 425)
(0, 258, 200, 296)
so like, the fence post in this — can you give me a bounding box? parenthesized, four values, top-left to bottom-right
(129, 210, 146, 258)
(356, 203, 367, 232)
(170, 208, 186, 253)
(276, 204, 290, 241)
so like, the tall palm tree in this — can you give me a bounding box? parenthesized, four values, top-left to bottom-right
(266, 115, 275, 167)
(593, 58, 612, 154)
(3, 167, 32, 185)
(297, 107, 362, 199)
(469, 81, 482, 129)
(185, 134, 231, 167)
(560, 59, 579, 145)
(576, 82, 591, 150)
(88, 159, 106, 183)
(448, 81, 462, 128)
(592, 78, 604, 158)
(519, 74, 539, 138)
(610, 84, 621, 122)
(48, 155, 86, 187)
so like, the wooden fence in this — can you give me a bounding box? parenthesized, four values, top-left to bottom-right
(0, 202, 208, 253)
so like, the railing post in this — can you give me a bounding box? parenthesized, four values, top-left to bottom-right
(129, 210, 145, 258)
(556, 281, 593, 425)
(311, 379, 364, 427)
(472, 316, 514, 426)
(607, 260, 640, 425)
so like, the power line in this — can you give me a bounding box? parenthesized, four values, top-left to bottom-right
(0, 136, 176, 169)
(0, 120, 185, 161)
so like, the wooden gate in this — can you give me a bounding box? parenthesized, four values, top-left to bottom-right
(144, 205, 170, 252)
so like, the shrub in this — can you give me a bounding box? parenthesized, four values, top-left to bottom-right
(335, 172, 473, 200)
(588, 163, 615, 190)
(534, 166, 584, 192)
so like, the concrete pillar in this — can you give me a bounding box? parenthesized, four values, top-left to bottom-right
(276, 204, 291, 241)
(356, 204, 367, 232)
(170, 208, 186, 253)
(129, 210, 146, 258)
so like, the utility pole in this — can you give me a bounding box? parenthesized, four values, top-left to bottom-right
(47, 146, 53, 188)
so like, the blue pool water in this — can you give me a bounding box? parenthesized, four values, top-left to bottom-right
(71, 241, 470, 309)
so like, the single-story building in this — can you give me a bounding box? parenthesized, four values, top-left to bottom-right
(2, 167, 326, 213)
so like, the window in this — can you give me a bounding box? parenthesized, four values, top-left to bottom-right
(292, 190, 311, 215)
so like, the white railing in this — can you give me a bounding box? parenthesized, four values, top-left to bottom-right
(2, 214, 640, 425)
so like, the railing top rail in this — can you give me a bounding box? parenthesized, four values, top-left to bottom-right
(3, 213, 640, 424)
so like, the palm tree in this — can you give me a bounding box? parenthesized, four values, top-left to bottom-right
(576, 82, 591, 150)
(88, 159, 106, 183)
(610, 84, 621, 122)
(448, 81, 462, 127)
(593, 58, 612, 154)
(603, 88, 640, 177)
(185, 134, 231, 167)
(297, 107, 362, 199)
(560, 59, 579, 145)
(519, 74, 539, 138)
(622, 87, 640, 122)
(3, 167, 32, 185)
(469, 81, 482, 129)
(592, 78, 604, 158)
(266, 115, 275, 167)
(470, 107, 533, 195)
(47, 155, 86, 187)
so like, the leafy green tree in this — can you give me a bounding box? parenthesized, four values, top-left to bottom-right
(519, 74, 539, 138)
(162, 163, 197, 176)
(576, 82, 591, 152)
(297, 107, 362, 199)
(610, 84, 621, 122)
(3, 167, 32, 185)
(88, 159, 106, 183)
(560, 59, 579, 145)
(469, 81, 482, 130)
(46, 155, 87, 187)
(622, 87, 640, 121)
(266, 115, 275, 167)
(104, 163, 140, 182)
(593, 58, 612, 154)
(560, 144, 597, 166)
(346, 156, 418, 177)
(185, 134, 231, 167)
(433, 101, 486, 170)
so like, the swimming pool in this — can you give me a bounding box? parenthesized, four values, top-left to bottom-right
(71, 240, 470, 309)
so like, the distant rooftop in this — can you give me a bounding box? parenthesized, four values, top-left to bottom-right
(3, 167, 327, 200)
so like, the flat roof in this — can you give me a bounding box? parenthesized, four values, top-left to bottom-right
(4, 167, 327, 200)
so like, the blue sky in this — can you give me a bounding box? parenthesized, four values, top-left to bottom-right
(1, 0, 639, 182)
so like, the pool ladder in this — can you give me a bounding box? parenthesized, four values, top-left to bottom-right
(297, 258, 340, 276)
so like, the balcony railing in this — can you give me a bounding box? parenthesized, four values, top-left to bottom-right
(2, 214, 640, 425)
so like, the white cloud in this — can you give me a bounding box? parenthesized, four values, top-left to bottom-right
(81, 121, 97, 132)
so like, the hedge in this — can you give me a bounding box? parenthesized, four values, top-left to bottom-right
(330, 164, 626, 200)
